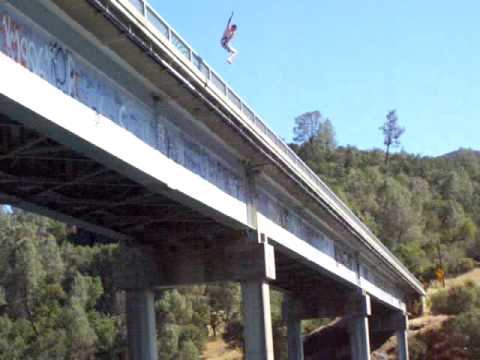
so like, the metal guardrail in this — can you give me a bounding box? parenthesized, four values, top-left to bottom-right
(124, 0, 424, 293)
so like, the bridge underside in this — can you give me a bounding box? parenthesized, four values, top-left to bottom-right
(0, 107, 353, 302)
(0, 113, 229, 241)
(0, 109, 374, 345)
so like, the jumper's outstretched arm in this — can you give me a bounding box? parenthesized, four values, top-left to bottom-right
(226, 12, 234, 28)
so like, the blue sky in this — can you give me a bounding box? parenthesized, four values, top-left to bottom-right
(149, 0, 479, 156)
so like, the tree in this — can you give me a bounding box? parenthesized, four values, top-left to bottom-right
(293, 111, 337, 163)
(293, 111, 336, 149)
(293, 111, 323, 144)
(205, 283, 240, 337)
(317, 119, 337, 151)
(156, 289, 210, 359)
(175, 339, 199, 360)
(378, 178, 420, 247)
(222, 319, 243, 350)
(380, 110, 405, 165)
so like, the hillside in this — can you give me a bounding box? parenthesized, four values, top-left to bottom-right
(290, 139, 480, 282)
(440, 148, 480, 159)
(291, 117, 480, 359)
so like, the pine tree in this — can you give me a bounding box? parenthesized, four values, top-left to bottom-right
(380, 110, 405, 166)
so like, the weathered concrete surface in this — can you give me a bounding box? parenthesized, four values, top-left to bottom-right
(241, 281, 275, 360)
(126, 289, 158, 360)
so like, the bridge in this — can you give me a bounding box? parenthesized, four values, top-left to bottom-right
(0, 0, 425, 359)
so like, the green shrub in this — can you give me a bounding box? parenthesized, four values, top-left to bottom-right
(453, 257, 476, 274)
(430, 290, 449, 314)
(179, 324, 207, 352)
(447, 284, 479, 313)
(447, 309, 480, 359)
(175, 339, 200, 360)
(409, 297, 426, 317)
(409, 337, 428, 360)
(431, 282, 480, 315)
(222, 320, 243, 350)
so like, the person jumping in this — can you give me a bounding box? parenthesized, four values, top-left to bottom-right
(221, 12, 238, 64)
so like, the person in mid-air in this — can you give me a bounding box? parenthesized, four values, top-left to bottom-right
(221, 12, 238, 64)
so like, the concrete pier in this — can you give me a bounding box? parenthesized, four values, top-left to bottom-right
(284, 297, 304, 360)
(126, 289, 158, 360)
(396, 313, 409, 360)
(241, 281, 275, 360)
(348, 292, 371, 360)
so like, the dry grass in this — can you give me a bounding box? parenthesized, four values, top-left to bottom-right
(427, 267, 480, 297)
(448, 267, 480, 286)
(202, 338, 243, 360)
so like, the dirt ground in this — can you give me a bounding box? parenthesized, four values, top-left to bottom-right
(202, 338, 242, 360)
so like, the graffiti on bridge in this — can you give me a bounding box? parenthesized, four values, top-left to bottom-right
(0, 9, 146, 132)
(0, 5, 245, 201)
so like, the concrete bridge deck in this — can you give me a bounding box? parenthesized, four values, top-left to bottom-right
(0, 1, 424, 359)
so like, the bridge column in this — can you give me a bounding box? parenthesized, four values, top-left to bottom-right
(126, 289, 158, 360)
(241, 280, 275, 360)
(370, 309, 409, 360)
(283, 296, 304, 360)
(115, 245, 159, 360)
(420, 295, 427, 315)
(347, 292, 371, 360)
(395, 312, 409, 360)
(240, 155, 275, 359)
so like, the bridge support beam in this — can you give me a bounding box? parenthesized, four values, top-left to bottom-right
(389, 311, 409, 360)
(420, 295, 427, 315)
(370, 309, 409, 360)
(347, 292, 371, 360)
(395, 314, 409, 360)
(126, 289, 158, 360)
(283, 296, 304, 360)
(349, 317, 371, 360)
(241, 280, 275, 360)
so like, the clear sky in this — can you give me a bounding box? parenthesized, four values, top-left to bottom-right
(149, 0, 479, 156)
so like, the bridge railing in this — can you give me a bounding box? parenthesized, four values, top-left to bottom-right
(123, 0, 422, 290)
(124, 0, 336, 203)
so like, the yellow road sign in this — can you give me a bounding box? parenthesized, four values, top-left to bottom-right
(435, 267, 445, 281)
(435, 267, 446, 287)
